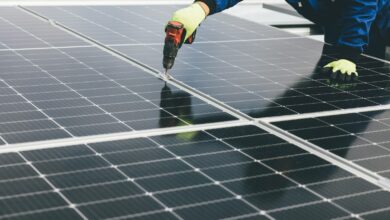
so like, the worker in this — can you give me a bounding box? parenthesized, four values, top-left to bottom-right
(168, 0, 390, 81)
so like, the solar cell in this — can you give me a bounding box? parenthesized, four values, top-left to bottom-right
(0, 125, 385, 219)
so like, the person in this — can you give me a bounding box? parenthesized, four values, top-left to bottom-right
(168, 0, 390, 81)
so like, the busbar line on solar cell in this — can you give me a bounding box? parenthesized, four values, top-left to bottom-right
(2, 125, 387, 219)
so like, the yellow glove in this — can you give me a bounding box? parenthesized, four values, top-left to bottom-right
(324, 59, 358, 81)
(171, 3, 207, 41)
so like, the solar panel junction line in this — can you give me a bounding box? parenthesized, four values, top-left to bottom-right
(0, 45, 95, 52)
(261, 103, 390, 123)
(0, 120, 248, 154)
(14, 5, 390, 191)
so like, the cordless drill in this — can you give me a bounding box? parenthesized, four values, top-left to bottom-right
(163, 21, 196, 78)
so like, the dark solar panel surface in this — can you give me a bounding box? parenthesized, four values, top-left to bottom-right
(0, 45, 235, 144)
(0, 125, 386, 219)
(273, 110, 390, 180)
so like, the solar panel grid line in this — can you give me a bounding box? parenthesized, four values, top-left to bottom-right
(259, 120, 390, 190)
(0, 44, 94, 52)
(16, 152, 89, 220)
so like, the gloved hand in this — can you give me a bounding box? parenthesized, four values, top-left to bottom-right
(170, 3, 207, 41)
(323, 59, 358, 81)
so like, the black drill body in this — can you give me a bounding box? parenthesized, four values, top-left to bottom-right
(163, 21, 196, 73)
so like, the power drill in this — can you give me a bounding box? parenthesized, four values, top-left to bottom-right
(163, 21, 196, 79)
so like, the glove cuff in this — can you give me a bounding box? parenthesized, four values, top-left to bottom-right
(195, 0, 216, 15)
(335, 46, 361, 63)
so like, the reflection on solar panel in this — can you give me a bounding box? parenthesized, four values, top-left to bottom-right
(1, 125, 387, 219)
(273, 110, 390, 180)
(0, 3, 389, 220)
(27, 6, 390, 118)
(115, 40, 390, 118)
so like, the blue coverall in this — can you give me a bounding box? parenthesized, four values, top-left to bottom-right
(199, 0, 390, 59)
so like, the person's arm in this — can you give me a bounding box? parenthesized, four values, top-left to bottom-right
(324, 0, 378, 81)
(336, 0, 378, 61)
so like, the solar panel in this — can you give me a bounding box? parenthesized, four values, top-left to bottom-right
(0, 4, 389, 220)
(28, 5, 299, 45)
(0, 125, 386, 219)
(0, 7, 88, 49)
(0, 45, 235, 144)
(273, 109, 390, 181)
(27, 5, 390, 119)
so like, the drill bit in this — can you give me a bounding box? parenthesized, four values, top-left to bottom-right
(161, 69, 171, 80)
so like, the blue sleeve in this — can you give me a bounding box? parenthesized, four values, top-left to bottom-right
(337, 0, 378, 53)
(213, 0, 243, 14)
